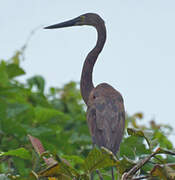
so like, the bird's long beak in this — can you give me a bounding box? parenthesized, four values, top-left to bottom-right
(44, 17, 80, 29)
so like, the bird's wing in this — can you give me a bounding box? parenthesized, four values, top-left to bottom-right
(87, 96, 125, 153)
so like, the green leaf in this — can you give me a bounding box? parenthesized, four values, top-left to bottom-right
(120, 135, 150, 159)
(166, 155, 175, 163)
(34, 106, 68, 123)
(154, 131, 173, 149)
(127, 128, 150, 147)
(38, 158, 79, 179)
(6, 64, 25, 78)
(61, 155, 84, 167)
(11, 50, 21, 65)
(0, 148, 31, 159)
(116, 156, 136, 174)
(0, 61, 9, 87)
(83, 147, 117, 173)
(6, 103, 30, 119)
(13, 157, 31, 176)
(27, 76, 45, 93)
(133, 112, 144, 119)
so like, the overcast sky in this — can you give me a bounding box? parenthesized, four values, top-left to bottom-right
(1, 0, 175, 130)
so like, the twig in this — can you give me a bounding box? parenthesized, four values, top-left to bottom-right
(111, 167, 115, 180)
(132, 175, 150, 180)
(90, 172, 94, 180)
(122, 151, 157, 180)
(10, 25, 42, 62)
(153, 156, 165, 164)
(0, 156, 10, 162)
(21, 25, 42, 56)
(96, 170, 104, 180)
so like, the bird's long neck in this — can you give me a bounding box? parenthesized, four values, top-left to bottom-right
(80, 22, 106, 105)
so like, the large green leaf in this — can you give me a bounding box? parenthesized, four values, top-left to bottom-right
(61, 155, 84, 168)
(120, 135, 150, 159)
(83, 147, 117, 173)
(34, 106, 68, 123)
(38, 158, 79, 179)
(154, 131, 173, 149)
(127, 128, 150, 147)
(6, 64, 25, 79)
(0, 148, 31, 159)
(6, 103, 30, 119)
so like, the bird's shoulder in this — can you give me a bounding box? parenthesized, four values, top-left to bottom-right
(88, 83, 124, 106)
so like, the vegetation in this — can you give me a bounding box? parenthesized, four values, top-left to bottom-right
(0, 48, 175, 180)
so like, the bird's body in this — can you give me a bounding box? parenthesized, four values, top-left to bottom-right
(87, 83, 125, 154)
(45, 13, 125, 155)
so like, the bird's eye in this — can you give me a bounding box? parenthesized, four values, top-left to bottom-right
(93, 95, 96, 99)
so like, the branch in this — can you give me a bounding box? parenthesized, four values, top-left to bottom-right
(122, 151, 157, 180)
(122, 147, 175, 180)
(132, 176, 150, 180)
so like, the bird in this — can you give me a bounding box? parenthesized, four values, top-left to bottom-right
(45, 13, 125, 179)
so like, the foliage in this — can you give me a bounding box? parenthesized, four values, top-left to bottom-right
(0, 50, 175, 180)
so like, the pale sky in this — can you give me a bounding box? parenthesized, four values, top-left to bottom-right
(1, 0, 175, 130)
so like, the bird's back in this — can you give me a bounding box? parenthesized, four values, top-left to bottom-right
(87, 83, 125, 154)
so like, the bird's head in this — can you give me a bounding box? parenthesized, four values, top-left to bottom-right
(44, 13, 105, 29)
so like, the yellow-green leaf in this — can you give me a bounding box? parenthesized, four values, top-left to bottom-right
(0, 148, 31, 160)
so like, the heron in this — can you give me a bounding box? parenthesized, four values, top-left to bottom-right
(45, 13, 125, 179)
